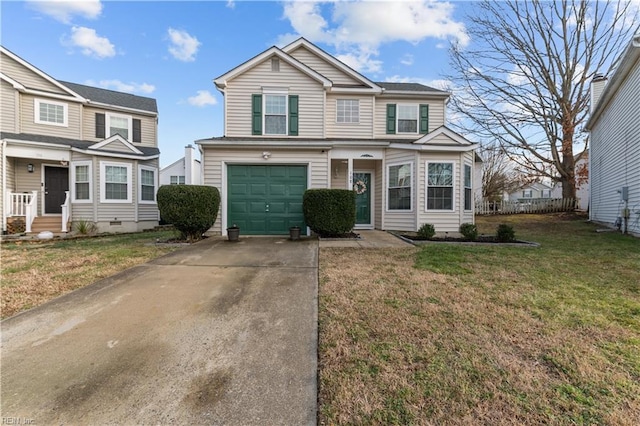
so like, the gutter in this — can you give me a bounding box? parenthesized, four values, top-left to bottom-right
(2, 139, 6, 232)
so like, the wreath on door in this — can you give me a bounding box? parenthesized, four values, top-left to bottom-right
(353, 179, 367, 195)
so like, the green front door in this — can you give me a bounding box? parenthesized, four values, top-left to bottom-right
(227, 165, 307, 235)
(353, 172, 371, 226)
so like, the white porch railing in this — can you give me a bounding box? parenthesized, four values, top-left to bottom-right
(61, 191, 70, 232)
(7, 191, 38, 233)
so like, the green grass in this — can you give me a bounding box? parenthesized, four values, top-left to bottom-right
(319, 214, 640, 425)
(1, 230, 181, 318)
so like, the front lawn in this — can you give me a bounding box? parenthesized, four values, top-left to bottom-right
(1, 231, 181, 319)
(319, 214, 640, 425)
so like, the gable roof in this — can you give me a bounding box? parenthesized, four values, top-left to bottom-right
(376, 82, 449, 96)
(214, 45, 332, 90)
(60, 81, 158, 114)
(88, 134, 144, 155)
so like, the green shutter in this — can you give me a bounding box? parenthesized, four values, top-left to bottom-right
(252, 94, 262, 135)
(289, 95, 299, 136)
(132, 119, 141, 142)
(419, 104, 429, 134)
(386, 104, 396, 134)
(95, 113, 105, 138)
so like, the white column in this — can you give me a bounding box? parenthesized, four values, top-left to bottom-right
(347, 158, 353, 190)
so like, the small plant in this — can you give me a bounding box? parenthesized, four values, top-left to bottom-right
(74, 219, 98, 235)
(417, 223, 436, 239)
(459, 223, 478, 241)
(496, 224, 516, 242)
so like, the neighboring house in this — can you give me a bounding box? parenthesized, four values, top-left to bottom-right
(1, 46, 160, 234)
(507, 182, 553, 202)
(196, 38, 478, 236)
(585, 33, 640, 236)
(549, 149, 589, 210)
(159, 144, 202, 186)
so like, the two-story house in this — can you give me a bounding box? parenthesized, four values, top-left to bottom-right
(1, 46, 160, 235)
(197, 38, 478, 236)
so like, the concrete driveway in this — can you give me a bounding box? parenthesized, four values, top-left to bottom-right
(1, 236, 318, 425)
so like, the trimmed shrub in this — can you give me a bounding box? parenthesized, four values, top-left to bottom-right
(417, 223, 436, 239)
(496, 224, 516, 242)
(459, 223, 478, 241)
(157, 185, 220, 242)
(303, 189, 355, 237)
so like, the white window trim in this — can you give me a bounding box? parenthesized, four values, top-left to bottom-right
(170, 175, 185, 185)
(262, 89, 289, 136)
(336, 99, 360, 124)
(386, 161, 413, 212)
(100, 161, 132, 203)
(138, 165, 158, 204)
(464, 163, 472, 211)
(397, 104, 419, 135)
(34, 98, 68, 127)
(71, 160, 93, 203)
(425, 161, 456, 212)
(106, 113, 133, 141)
(523, 189, 533, 198)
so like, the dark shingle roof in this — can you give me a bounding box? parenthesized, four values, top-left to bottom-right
(1, 132, 160, 157)
(59, 81, 158, 113)
(376, 82, 449, 94)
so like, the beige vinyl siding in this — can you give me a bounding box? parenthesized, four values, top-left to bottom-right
(1, 53, 68, 94)
(201, 147, 329, 234)
(590, 55, 640, 234)
(20, 94, 81, 139)
(96, 158, 137, 223)
(1, 80, 17, 132)
(100, 140, 138, 153)
(83, 106, 157, 147)
(14, 158, 45, 214)
(287, 46, 364, 86)
(330, 159, 349, 189)
(138, 158, 159, 222)
(69, 153, 96, 222)
(325, 94, 374, 139)
(417, 152, 466, 233)
(374, 97, 446, 139)
(224, 59, 325, 138)
(383, 149, 417, 232)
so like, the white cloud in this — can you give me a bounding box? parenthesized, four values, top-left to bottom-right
(226, 0, 235, 9)
(27, 0, 102, 24)
(167, 28, 201, 62)
(278, 1, 468, 73)
(85, 79, 155, 94)
(188, 90, 217, 107)
(506, 65, 531, 86)
(66, 26, 115, 58)
(400, 54, 414, 66)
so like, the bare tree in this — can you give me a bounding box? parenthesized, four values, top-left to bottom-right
(479, 144, 527, 202)
(447, 0, 637, 199)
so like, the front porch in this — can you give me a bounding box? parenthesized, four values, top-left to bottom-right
(5, 190, 70, 234)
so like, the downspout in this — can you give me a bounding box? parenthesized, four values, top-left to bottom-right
(2, 139, 6, 233)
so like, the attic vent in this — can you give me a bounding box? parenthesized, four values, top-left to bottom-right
(360, 154, 373, 158)
(271, 57, 280, 72)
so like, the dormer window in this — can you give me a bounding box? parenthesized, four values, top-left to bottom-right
(271, 57, 280, 72)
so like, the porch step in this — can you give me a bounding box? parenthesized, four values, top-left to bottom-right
(29, 216, 67, 234)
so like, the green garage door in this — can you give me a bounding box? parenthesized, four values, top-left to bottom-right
(227, 165, 307, 235)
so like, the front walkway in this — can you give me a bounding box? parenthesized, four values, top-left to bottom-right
(319, 230, 413, 248)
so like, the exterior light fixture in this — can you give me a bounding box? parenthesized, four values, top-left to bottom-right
(27, 163, 34, 173)
(262, 151, 271, 159)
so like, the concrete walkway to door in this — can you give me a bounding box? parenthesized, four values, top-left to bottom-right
(1, 237, 318, 425)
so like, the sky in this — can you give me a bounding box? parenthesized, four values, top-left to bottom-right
(1, 0, 477, 167)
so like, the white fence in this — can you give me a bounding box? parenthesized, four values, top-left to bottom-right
(476, 198, 577, 215)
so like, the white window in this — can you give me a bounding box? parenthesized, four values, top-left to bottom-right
(71, 161, 92, 203)
(107, 114, 132, 140)
(170, 175, 185, 185)
(337, 99, 359, 123)
(34, 99, 68, 126)
(139, 166, 157, 203)
(397, 105, 418, 133)
(427, 162, 454, 211)
(387, 163, 412, 210)
(522, 189, 533, 198)
(100, 162, 132, 203)
(464, 164, 472, 211)
(264, 94, 287, 135)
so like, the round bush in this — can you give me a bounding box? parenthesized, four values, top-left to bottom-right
(157, 185, 220, 241)
(417, 223, 436, 239)
(496, 223, 516, 242)
(459, 223, 478, 241)
(303, 189, 355, 237)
